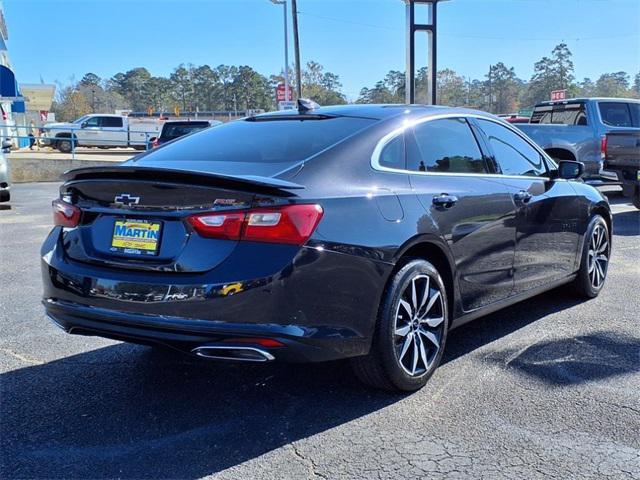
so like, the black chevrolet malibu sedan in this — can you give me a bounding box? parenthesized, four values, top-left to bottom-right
(42, 104, 612, 391)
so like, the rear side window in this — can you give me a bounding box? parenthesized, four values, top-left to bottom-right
(100, 117, 123, 128)
(530, 103, 587, 125)
(599, 102, 634, 127)
(379, 135, 405, 170)
(134, 116, 376, 176)
(406, 118, 487, 174)
(475, 119, 546, 177)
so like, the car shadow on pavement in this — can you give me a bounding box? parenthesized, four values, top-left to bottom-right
(484, 330, 640, 386)
(1, 344, 402, 479)
(443, 286, 640, 388)
(443, 287, 583, 365)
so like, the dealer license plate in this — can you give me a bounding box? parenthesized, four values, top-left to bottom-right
(111, 219, 162, 256)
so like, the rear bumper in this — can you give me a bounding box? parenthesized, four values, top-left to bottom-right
(41, 228, 391, 362)
(45, 298, 334, 362)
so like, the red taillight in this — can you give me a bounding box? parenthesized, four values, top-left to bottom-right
(52, 199, 81, 227)
(187, 204, 323, 246)
(243, 204, 324, 245)
(600, 135, 608, 160)
(187, 212, 245, 240)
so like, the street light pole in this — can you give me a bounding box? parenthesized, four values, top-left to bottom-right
(291, 0, 302, 100)
(270, 0, 290, 102)
(283, 2, 290, 101)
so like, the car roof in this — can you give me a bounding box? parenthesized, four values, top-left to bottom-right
(252, 104, 484, 121)
(535, 97, 640, 107)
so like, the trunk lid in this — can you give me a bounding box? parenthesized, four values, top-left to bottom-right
(60, 166, 302, 273)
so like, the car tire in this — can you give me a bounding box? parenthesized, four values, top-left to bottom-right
(351, 259, 449, 391)
(57, 138, 73, 153)
(573, 215, 610, 298)
(0, 190, 9, 202)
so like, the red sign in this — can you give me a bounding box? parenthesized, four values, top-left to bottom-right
(550, 89, 566, 101)
(276, 83, 291, 102)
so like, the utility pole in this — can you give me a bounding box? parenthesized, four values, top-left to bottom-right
(488, 65, 493, 113)
(291, 0, 302, 100)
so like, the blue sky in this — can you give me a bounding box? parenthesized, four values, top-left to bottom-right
(5, 0, 640, 100)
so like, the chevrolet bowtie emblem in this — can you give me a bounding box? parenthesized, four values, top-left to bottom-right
(114, 194, 140, 206)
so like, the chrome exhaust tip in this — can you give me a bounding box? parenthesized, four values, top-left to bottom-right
(191, 345, 275, 362)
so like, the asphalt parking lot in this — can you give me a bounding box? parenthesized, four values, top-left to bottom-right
(1, 182, 639, 480)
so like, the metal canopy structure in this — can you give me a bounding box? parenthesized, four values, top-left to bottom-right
(404, 0, 448, 105)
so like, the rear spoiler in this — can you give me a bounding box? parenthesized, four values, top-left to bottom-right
(62, 165, 305, 193)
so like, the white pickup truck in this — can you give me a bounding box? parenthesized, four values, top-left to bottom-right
(41, 114, 162, 153)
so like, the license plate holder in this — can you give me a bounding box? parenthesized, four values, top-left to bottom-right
(111, 219, 162, 256)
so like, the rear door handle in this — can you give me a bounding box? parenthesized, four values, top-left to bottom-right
(432, 193, 458, 208)
(513, 190, 532, 204)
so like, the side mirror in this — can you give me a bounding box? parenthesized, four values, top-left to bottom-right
(557, 160, 584, 180)
(80, 121, 88, 129)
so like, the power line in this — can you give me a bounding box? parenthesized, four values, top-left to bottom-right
(298, 11, 396, 31)
(297, 11, 639, 42)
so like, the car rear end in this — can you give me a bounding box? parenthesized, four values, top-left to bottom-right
(41, 111, 382, 362)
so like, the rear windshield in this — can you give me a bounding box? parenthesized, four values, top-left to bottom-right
(598, 102, 640, 128)
(134, 116, 377, 176)
(530, 102, 588, 125)
(161, 123, 210, 140)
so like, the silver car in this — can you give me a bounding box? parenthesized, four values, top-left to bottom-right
(1, 139, 11, 202)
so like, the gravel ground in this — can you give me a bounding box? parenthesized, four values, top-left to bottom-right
(1, 182, 638, 480)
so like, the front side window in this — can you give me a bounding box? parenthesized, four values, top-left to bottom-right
(73, 115, 91, 125)
(599, 102, 633, 127)
(475, 119, 546, 177)
(406, 118, 487, 174)
(84, 117, 100, 127)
